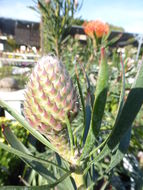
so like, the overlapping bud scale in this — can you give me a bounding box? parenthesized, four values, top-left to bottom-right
(24, 56, 79, 161)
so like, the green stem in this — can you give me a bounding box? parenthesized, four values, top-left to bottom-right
(71, 171, 86, 189)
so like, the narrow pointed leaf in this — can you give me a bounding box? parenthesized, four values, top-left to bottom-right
(106, 60, 143, 152)
(65, 114, 74, 154)
(75, 74, 85, 125)
(107, 34, 122, 47)
(85, 60, 143, 171)
(0, 170, 72, 190)
(106, 127, 131, 172)
(0, 141, 67, 172)
(115, 57, 125, 121)
(80, 48, 108, 160)
(86, 58, 125, 161)
(2, 125, 68, 179)
(82, 93, 91, 145)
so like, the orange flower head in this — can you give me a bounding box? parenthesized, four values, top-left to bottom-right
(83, 20, 109, 38)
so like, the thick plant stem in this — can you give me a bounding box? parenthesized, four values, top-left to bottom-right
(71, 172, 86, 189)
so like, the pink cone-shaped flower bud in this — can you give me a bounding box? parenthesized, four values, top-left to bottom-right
(24, 55, 79, 163)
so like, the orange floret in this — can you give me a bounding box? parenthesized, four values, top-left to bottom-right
(83, 20, 109, 38)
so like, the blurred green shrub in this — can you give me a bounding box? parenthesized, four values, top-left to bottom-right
(0, 117, 29, 185)
(0, 66, 13, 79)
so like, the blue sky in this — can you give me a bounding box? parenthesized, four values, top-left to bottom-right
(0, 0, 143, 34)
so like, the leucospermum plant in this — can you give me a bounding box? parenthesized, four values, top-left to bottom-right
(82, 20, 122, 65)
(83, 20, 109, 39)
(83, 20, 109, 52)
(0, 48, 143, 189)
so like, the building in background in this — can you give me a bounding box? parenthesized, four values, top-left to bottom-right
(0, 17, 40, 50)
(0, 17, 139, 51)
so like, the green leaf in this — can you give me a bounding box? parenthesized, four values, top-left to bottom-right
(82, 93, 91, 145)
(2, 126, 68, 179)
(0, 187, 28, 190)
(0, 140, 72, 189)
(101, 30, 111, 44)
(48, 171, 73, 189)
(106, 34, 122, 47)
(115, 57, 125, 121)
(65, 114, 74, 155)
(0, 99, 56, 152)
(80, 48, 108, 160)
(0, 141, 67, 172)
(86, 58, 125, 161)
(0, 170, 72, 190)
(84, 60, 143, 172)
(106, 127, 131, 173)
(2, 125, 29, 154)
(91, 50, 108, 135)
(75, 74, 85, 126)
(106, 60, 143, 151)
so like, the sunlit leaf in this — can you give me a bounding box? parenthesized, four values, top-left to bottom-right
(80, 48, 108, 160)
